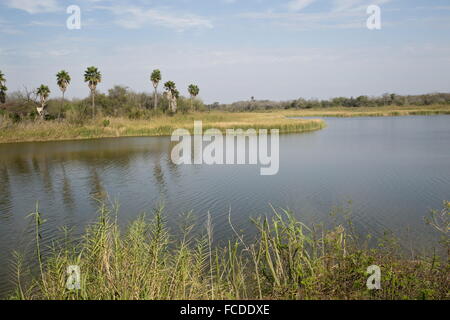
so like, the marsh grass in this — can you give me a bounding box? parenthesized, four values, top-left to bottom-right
(0, 112, 325, 144)
(11, 202, 449, 300)
(2, 105, 450, 144)
(283, 105, 450, 118)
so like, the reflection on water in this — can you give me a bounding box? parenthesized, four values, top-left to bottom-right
(0, 116, 450, 297)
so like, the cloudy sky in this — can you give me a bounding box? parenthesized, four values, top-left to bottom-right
(1, 0, 450, 103)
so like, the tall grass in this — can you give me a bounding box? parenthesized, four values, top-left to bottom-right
(2, 105, 450, 144)
(10, 202, 449, 300)
(283, 104, 450, 118)
(0, 112, 325, 144)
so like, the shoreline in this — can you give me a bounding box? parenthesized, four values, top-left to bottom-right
(283, 105, 450, 118)
(1, 106, 449, 144)
(0, 113, 326, 145)
(0, 124, 326, 145)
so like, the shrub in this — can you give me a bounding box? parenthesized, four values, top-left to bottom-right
(66, 103, 88, 125)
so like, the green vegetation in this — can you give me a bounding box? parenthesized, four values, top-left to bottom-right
(150, 69, 162, 111)
(1, 67, 449, 144)
(283, 105, 450, 118)
(164, 80, 179, 113)
(11, 201, 449, 300)
(218, 93, 450, 111)
(36, 85, 50, 120)
(188, 84, 200, 111)
(0, 112, 325, 144)
(56, 70, 71, 119)
(0, 70, 6, 104)
(84, 66, 102, 118)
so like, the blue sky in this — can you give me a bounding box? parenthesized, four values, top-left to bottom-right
(1, 0, 450, 103)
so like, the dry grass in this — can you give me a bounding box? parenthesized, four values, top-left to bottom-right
(282, 104, 450, 118)
(0, 112, 325, 144)
(1, 104, 449, 144)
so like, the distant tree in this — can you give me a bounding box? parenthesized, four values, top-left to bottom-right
(188, 84, 200, 111)
(56, 70, 71, 119)
(164, 81, 176, 92)
(0, 86, 6, 104)
(36, 85, 50, 119)
(0, 70, 6, 104)
(356, 95, 369, 107)
(382, 93, 391, 106)
(84, 66, 102, 118)
(164, 81, 178, 113)
(151, 69, 162, 110)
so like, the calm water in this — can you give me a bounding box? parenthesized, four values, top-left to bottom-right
(1, 115, 450, 296)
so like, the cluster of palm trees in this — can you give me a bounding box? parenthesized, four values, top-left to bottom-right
(0, 70, 7, 104)
(34, 67, 102, 119)
(151, 69, 200, 113)
(1, 67, 200, 119)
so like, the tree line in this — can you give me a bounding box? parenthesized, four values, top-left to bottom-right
(213, 92, 450, 111)
(0, 68, 201, 120)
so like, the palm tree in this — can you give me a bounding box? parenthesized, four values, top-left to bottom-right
(56, 70, 71, 119)
(164, 81, 177, 113)
(164, 81, 176, 93)
(151, 69, 161, 110)
(0, 85, 7, 104)
(36, 85, 50, 119)
(0, 71, 6, 104)
(0, 70, 5, 85)
(84, 66, 102, 118)
(188, 84, 200, 111)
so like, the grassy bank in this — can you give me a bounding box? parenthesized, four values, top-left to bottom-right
(283, 104, 450, 118)
(1, 105, 450, 144)
(11, 202, 449, 300)
(0, 112, 326, 144)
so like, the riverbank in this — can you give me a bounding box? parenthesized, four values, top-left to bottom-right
(1, 105, 450, 144)
(0, 112, 326, 144)
(11, 202, 449, 300)
(283, 104, 450, 118)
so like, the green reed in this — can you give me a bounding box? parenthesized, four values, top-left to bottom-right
(10, 201, 449, 300)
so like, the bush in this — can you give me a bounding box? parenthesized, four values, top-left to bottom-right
(66, 103, 88, 125)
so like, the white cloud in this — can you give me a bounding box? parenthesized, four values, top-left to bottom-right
(96, 5, 213, 31)
(333, 0, 392, 12)
(6, 0, 60, 14)
(287, 0, 316, 12)
(239, 0, 393, 31)
(332, 0, 362, 12)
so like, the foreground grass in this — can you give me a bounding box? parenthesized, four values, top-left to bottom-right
(0, 112, 325, 144)
(11, 202, 449, 300)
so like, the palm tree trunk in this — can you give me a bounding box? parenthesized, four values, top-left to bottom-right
(154, 87, 158, 110)
(92, 90, 95, 118)
(40, 102, 45, 120)
(190, 97, 193, 111)
(59, 91, 65, 120)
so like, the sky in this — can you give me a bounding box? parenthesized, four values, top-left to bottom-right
(0, 0, 450, 104)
